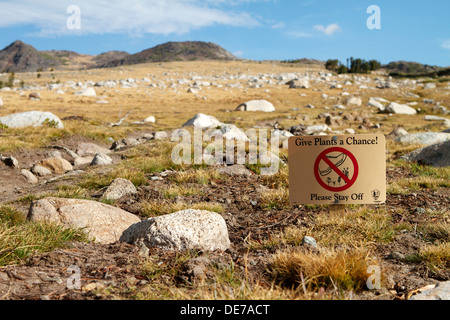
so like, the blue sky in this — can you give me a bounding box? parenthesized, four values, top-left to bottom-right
(0, 0, 449, 66)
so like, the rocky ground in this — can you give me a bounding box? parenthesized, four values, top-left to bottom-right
(0, 61, 449, 301)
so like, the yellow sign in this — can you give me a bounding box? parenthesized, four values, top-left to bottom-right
(289, 135, 386, 205)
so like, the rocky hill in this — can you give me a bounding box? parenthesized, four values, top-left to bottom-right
(0, 40, 237, 72)
(384, 61, 443, 74)
(0, 40, 60, 73)
(94, 41, 238, 68)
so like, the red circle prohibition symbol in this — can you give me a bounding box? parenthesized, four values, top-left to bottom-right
(314, 147, 359, 192)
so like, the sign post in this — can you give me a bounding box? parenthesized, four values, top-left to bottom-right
(288, 134, 386, 211)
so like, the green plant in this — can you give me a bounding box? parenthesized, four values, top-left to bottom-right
(42, 118, 60, 128)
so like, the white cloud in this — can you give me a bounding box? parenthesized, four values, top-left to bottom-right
(271, 22, 285, 29)
(286, 31, 313, 38)
(313, 23, 341, 36)
(441, 39, 450, 50)
(0, 0, 260, 36)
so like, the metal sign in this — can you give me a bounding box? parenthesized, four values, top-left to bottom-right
(289, 134, 386, 205)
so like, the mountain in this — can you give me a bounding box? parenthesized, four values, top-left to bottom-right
(0, 40, 61, 73)
(94, 41, 238, 68)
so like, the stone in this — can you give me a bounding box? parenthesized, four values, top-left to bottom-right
(401, 140, 450, 167)
(31, 164, 52, 176)
(153, 131, 168, 140)
(182, 113, 222, 129)
(120, 209, 231, 252)
(409, 281, 450, 300)
(37, 157, 73, 174)
(102, 178, 137, 201)
(207, 124, 249, 142)
(1, 156, 19, 168)
(288, 79, 310, 89)
(90, 153, 113, 166)
(143, 116, 156, 123)
(21, 169, 38, 184)
(217, 164, 253, 176)
(27, 198, 141, 244)
(76, 143, 111, 157)
(302, 236, 318, 249)
(74, 156, 94, 166)
(0, 111, 64, 129)
(368, 98, 385, 110)
(305, 124, 332, 135)
(423, 83, 436, 90)
(384, 102, 417, 115)
(235, 100, 275, 112)
(74, 87, 96, 97)
(346, 96, 362, 106)
(29, 92, 41, 100)
(395, 132, 450, 145)
(110, 138, 141, 151)
(388, 127, 409, 138)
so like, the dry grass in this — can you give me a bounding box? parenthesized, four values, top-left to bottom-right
(270, 247, 376, 292)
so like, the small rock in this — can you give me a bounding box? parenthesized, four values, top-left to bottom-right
(31, 164, 53, 176)
(153, 131, 168, 140)
(102, 178, 137, 201)
(38, 157, 73, 174)
(27, 197, 141, 244)
(21, 169, 38, 184)
(76, 143, 111, 157)
(409, 281, 450, 300)
(120, 209, 231, 252)
(235, 100, 275, 112)
(1, 156, 19, 168)
(143, 116, 156, 123)
(74, 87, 96, 97)
(302, 236, 318, 248)
(90, 153, 113, 166)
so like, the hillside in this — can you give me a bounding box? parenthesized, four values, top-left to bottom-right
(94, 41, 238, 68)
(384, 61, 443, 75)
(0, 40, 60, 73)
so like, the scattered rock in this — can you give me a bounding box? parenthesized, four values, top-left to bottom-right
(0, 111, 64, 128)
(74, 87, 97, 97)
(1, 155, 19, 168)
(288, 79, 310, 89)
(235, 100, 275, 112)
(76, 143, 111, 157)
(182, 113, 222, 129)
(401, 140, 450, 167)
(120, 209, 231, 252)
(395, 132, 450, 146)
(409, 281, 450, 300)
(29, 92, 41, 100)
(217, 164, 253, 176)
(21, 169, 38, 184)
(384, 102, 417, 115)
(110, 138, 141, 151)
(27, 198, 141, 244)
(346, 96, 362, 106)
(102, 178, 137, 201)
(90, 153, 113, 166)
(143, 116, 156, 123)
(423, 83, 436, 90)
(31, 164, 53, 177)
(153, 131, 168, 140)
(302, 236, 318, 249)
(37, 157, 73, 174)
(74, 156, 94, 166)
